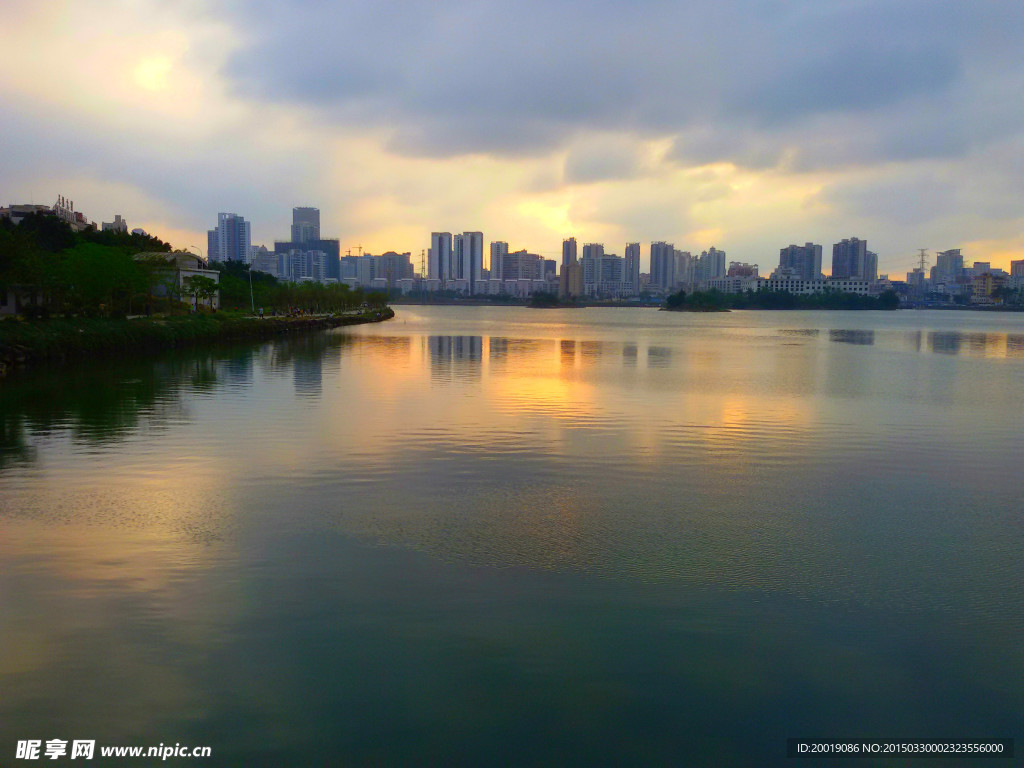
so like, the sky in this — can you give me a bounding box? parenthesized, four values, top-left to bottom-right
(2, 0, 1022, 276)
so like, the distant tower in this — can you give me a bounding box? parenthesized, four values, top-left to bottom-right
(832, 237, 867, 279)
(562, 237, 578, 268)
(490, 241, 509, 281)
(291, 207, 320, 243)
(624, 243, 641, 294)
(453, 232, 483, 294)
(209, 213, 251, 262)
(430, 232, 453, 282)
(650, 241, 676, 291)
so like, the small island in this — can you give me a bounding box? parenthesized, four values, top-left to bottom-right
(663, 288, 900, 312)
(527, 291, 584, 309)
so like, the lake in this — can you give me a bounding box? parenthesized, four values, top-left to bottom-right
(2, 306, 1022, 766)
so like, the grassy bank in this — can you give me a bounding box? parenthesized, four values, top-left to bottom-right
(0, 308, 394, 377)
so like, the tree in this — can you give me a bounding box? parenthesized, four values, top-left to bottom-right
(182, 275, 219, 309)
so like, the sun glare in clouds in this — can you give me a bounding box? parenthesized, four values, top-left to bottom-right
(133, 56, 173, 91)
(515, 199, 573, 237)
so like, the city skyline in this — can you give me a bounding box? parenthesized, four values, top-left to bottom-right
(2, 2, 1023, 275)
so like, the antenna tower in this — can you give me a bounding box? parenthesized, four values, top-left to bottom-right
(917, 248, 929, 272)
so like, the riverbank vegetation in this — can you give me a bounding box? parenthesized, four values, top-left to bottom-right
(0, 308, 394, 375)
(1, 213, 387, 318)
(664, 288, 900, 311)
(527, 291, 582, 308)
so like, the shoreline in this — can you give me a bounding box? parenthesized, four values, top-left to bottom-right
(0, 308, 395, 378)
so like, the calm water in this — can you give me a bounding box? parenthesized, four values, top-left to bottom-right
(2, 306, 1023, 766)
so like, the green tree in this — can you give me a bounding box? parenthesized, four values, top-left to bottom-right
(182, 275, 219, 309)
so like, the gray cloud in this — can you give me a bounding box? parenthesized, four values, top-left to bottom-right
(221, 0, 1024, 167)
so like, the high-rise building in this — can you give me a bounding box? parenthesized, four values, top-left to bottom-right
(581, 244, 605, 289)
(490, 241, 509, 280)
(728, 262, 759, 277)
(562, 237, 578, 269)
(650, 241, 676, 291)
(675, 249, 692, 286)
(624, 243, 641, 294)
(700, 247, 727, 281)
(1011, 259, 1024, 278)
(208, 213, 251, 262)
(778, 243, 822, 281)
(453, 231, 484, 293)
(832, 237, 868, 279)
(499, 250, 545, 280)
(372, 252, 415, 285)
(865, 251, 878, 282)
(559, 237, 581, 299)
(430, 232, 453, 282)
(935, 249, 965, 281)
(291, 207, 320, 243)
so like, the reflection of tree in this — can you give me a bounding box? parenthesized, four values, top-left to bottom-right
(0, 331, 368, 470)
(0, 411, 37, 468)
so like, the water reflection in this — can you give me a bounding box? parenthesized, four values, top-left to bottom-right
(647, 346, 672, 367)
(927, 330, 1024, 358)
(3, 308, 1024, 765)
(829, 329, 875, 345)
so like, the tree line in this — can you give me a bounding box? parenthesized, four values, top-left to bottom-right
(212, 260, 387, 314)
(0, 213, 386, 318)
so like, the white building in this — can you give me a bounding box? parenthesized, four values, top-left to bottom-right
(208, 213, 251, 263)
(102, 214, 128, 233)
(429, 232, 453, 282)
(453, 231, 484, 294)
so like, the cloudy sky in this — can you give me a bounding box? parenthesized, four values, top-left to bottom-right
(2, 0, 1022, 275)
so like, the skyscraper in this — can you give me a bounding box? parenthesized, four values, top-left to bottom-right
(935, 249, 964, 281)
(291, 207, 320, 243)
(207, 213, 251, 262)
(675, 249, 692, 286)
(624, 243, 640, 294)
(581, 244, 605, 289)
(490, 241, 509, 281)
(562, 237, 578, 268)
(430, 232, 453, 281)
(274, 205, 339, 280)
(832, 237, 867, 279)
(778, 243, 823, 281)
(650, 241, 676, 291)
(453, 231, 483, 293)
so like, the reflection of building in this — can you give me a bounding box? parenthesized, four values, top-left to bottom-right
(829, 330, 875, 345)
(428, 335, 483, 379)
(293, 355, 322, 397)
(428, 336, 483, 364)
